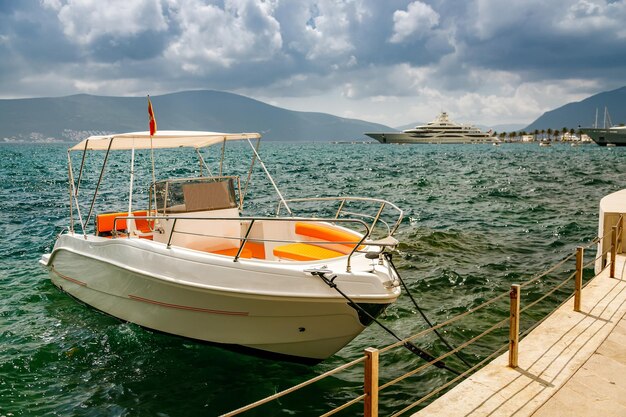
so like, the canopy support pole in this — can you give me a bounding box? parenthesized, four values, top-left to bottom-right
(196, 148, 213, 177)
(75, 139, 89, 194)
(219, 138, 226, 176)
(127, 144, 136, 233)
(85, 139, 113, 229)
(67, 151, 86, 237)
(240, 137, 260, 209)
(246, 138, 292, 215)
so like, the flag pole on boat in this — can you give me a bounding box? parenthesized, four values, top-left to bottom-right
(148, 95, 158, 220)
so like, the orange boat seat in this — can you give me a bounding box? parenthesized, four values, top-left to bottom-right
(96, 210, 153, 236)
(210, 242, 265, 259)
(294, 222, 363, 254)
(273, 243, 345, 262)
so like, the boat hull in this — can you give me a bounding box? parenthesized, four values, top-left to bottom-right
(584, 128, 626, 146)
(365, 132, 498, 144)
(42, 234, 399, 361)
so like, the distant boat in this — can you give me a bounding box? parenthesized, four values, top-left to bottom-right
(584, 107, 626, 146)
(365, 112, 499, 144)
(539, 139, 551, 147)
(584, 127, 626, 146)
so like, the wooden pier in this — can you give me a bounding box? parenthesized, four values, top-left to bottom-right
(412, 253, 626, 417)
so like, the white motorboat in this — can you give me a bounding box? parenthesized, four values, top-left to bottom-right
(40, 130, 403, 363)
(365, 112, 499, 144)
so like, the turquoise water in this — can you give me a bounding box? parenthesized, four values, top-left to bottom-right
(1, 142, 624, 416)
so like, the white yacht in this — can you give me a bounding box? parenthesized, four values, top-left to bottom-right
(365, 112, 499, 144)
(39, 130, 403, 363)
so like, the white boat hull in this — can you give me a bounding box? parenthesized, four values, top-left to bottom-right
(42, 233, 399, 362)
(365, 132, 498, 144)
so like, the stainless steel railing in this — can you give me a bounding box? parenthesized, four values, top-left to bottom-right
(277, 196, 404, 239)
(111, 215, 395, 272)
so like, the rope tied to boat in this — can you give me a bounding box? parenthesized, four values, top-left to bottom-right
(309, 268, 464, 376)
(382, 252, 473, 369)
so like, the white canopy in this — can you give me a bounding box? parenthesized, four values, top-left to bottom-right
(69, 130, 261, 151)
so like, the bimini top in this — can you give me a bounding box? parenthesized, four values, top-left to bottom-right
(70, 130, 261, 151)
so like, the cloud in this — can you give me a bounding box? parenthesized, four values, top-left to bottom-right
(390, 1, 439, 43)
(42, 0, 168, 44)
(164, 0, 283, 72)
(0, 0, 625, 127)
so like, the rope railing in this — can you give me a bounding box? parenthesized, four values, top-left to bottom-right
(220, 218, 625, 417)
(519, 252, 576, 289)
(388, 343, 510, 417)
(220, 356, 366, 417)
(379, 315, 510, 392)
(519, 271, 576, 315)
(376, 288, 511, 355)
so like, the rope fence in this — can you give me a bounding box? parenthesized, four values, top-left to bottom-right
(220, 215, 625, 417)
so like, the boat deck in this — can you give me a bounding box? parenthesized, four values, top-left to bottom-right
(413, 253, 626, 417)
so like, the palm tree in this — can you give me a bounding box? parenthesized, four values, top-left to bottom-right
(534, 129, 539, 141)
(541, 129, 546, 140)
(547, 128, 552, 141)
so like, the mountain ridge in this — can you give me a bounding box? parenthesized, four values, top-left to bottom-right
(0, 90, 392, 143)
(2, 87, 625, 143)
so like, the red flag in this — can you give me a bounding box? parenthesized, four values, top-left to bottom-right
(148, 96, 157, 136)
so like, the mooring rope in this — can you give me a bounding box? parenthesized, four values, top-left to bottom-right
(383, 252, 472, 369)
(311, 270, 463, 376)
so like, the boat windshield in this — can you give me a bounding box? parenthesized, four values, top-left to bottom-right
(152, 177, 240, 214)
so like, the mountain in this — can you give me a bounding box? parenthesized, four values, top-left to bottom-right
(0, 90, 392, 143)
(524, 86, 626, 132)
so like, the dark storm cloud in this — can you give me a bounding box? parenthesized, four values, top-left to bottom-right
(1, 0, 625, 125)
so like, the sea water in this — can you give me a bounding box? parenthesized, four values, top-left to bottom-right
(0, 142, 624, 416)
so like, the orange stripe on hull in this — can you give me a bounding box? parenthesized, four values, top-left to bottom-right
(128, 295, 249, 316)
(51, 267, 87, 286)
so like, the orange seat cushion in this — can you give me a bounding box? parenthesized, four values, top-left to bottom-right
(97, 212, 128, 233)
(295, 222, 363, 252)
(97, 210, 151, 234)
(273, 243, 345, 261)
(241, 241, 266, 259)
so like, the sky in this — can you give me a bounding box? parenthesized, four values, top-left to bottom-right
(1, 0, 626, 128)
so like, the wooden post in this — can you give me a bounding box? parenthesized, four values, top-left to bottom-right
(364, 347, 379, 417)
(509, 284, 520, 368)
(574, 247, 583, 312)
(611, 225, 617, 278)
